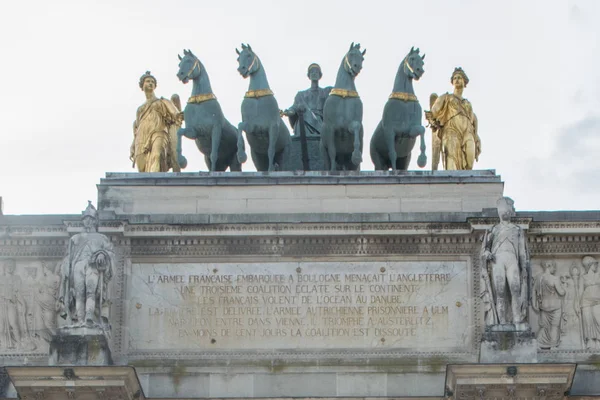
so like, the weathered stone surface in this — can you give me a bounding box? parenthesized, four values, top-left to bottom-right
(48, 328, 113, 366)
(126, 261, 471, 353)
(98, 171, 504, 215)
(6, 366, 141, 400)
(445, 364, 576, 400)
(479, 330, 538, 363)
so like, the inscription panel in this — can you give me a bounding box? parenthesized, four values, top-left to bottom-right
(127, 261, 472, 351)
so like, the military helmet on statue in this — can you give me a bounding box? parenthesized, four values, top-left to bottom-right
(82, 201, 98, 220)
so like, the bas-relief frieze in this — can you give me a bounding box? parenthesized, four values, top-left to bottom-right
(0, 259, 60, 354)
(530, 256, 600, 352)
(126, 261, 472, 353)
(1, 219, 600, 361)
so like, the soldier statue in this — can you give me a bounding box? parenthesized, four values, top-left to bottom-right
(481, 197, 531, 330)
(58, 202, 114, 329)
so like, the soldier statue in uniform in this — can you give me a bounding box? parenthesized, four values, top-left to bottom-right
(481, 197, 531, 330)
(58, 202, 114, 329)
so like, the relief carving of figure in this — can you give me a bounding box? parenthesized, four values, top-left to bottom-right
(282, 63, 332, 137)
(532, 260, 566, 349)
(425, 67, 481, 170)
(0, 259, 32, 350)
(481, 197, 530, 330)
(59, 202, 114, 329)
(576, 256, 600, 349)
(130, 71, 183, 172)
(33, 261, 60, 343)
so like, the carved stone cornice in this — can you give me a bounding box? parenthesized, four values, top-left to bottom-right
(6, 366, 143, 400)
(123, 222, 473, 238)
(468, 217, 532, 231)
(130, 234, 481, 258)
(445, 364, 576, 400)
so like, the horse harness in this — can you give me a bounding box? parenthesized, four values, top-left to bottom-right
(184, 58, 201, 80)
(330, 88, 359, 98)
(389, 92, 418, 102)
(188, 93, 217, 104)
(244, 89, 274, 98)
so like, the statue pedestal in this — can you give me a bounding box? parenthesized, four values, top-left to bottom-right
(48, 327, 113, 366)
(480, 327, 537, 363)
(281, 135, 324, 171)
(97, 170, 503, 216)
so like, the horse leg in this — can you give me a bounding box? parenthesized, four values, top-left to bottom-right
(267, 122, 278, 171)
(326, 132, 337, 171)
(370, 140, 386, 170)
(177, 127, 192, 169)
(251, 149, 268, 172)
(383, 124, 398, 172)
(210, 125, 222, 172)
(236, 123, 248, 164)
(320, 138, 331, 171)
(396, 154, 411, 170)
(350, 121, 363, 167)
(408, 124, 425, 138)
(229, 153, 242, 172)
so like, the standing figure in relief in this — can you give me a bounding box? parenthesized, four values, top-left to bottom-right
(0, 259, 29, 349)
(130, 71, 183, 172)
(576, 256, 600, 349)
(33, 261, 60, 342)
(532, 260, 566, 349)
(425, 67, 481, 170)
(481, 197, 530, 329)
(58, 202, 114, 328)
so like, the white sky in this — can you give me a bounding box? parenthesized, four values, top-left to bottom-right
(0, 0, 598, 215)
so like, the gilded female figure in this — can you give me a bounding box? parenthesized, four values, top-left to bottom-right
(426, 67, 481, 170)
(130, 71, 182, 172)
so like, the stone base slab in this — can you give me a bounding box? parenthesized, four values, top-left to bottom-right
(97, 170, 503, 215)
(480, 329, 538, 363)
(49, 329, 113, 366)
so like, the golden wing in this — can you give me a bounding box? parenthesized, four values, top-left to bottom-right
(429, 93, 438, 109)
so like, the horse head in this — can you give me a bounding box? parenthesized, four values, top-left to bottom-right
(343, 42, 366, 78)
(403, 47, 425, 81)
(236, 43, 260, 79)
(177, 49, 201, 84)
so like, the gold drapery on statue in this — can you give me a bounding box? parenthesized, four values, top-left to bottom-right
(130, 71, 182, 173)
(426, 67, 481, 170)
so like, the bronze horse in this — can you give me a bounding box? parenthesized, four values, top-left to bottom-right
(320, 43, 366, 171)
(236, 44, 290, 171)
(370, 47, 427, 171)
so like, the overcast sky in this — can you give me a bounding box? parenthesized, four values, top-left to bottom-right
(0, 0, 598, 215)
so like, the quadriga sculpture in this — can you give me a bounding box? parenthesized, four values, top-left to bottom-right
(236, 44, 290, 171)
(320, 43, 366, 171)
(370, 47, 427, 171)
(176, 49, 243, 171)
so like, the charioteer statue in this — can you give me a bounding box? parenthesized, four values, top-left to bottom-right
(282, 63, 332, 137)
